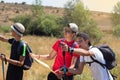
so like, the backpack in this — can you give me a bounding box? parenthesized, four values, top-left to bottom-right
(17, 41, 33, 70)
(90, 45, 116, 70)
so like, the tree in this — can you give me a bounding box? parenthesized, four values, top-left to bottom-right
(111, 1, 120, 37)
(64, 0, 102, 43)
(111, 1, 120, 26)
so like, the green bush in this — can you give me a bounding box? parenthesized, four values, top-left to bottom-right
(113, 24, 120, 37)
(12, 14, 63, 37)
(40, 14, 63, 36)
(0, 26, 11, 33)
(111, 1, 120, 26)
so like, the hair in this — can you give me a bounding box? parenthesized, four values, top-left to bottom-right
(76, 32, 91, 46)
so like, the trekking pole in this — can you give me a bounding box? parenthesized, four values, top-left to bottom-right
(62, 51, 67, 80)
(2, 60, 5, 80)
(0, 53, 7, 80)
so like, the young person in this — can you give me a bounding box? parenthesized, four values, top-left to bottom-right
(0, 23, 30, 80)
(61, 32, 113, 80)
(32, 23, 80, 80)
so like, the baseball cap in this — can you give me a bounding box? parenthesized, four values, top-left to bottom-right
(77, 32, 89, 40)
(68, 23, 78, 33)
(11, 23, 25, 36)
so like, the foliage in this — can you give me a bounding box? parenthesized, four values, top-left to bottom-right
(64, 0, 102, 43)
(111, 1, 120, 38)
(12, 13, 63, 37)
(0, 25, 11, 33)
(113, 24, 120, 37)
(111, 1, 120, 26)
(11, 0, 64, 37)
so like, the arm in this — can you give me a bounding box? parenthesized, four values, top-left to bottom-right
(31, 49, 57, 60)
(68, 62, 85, 74)
(6, 56, 25, 67)
(1, 55, 25, 67)
(69, 56, 78, 68)
(73, 48, 94, 56)
(61, 42, 94, 56)
(0, 35, 9, 42)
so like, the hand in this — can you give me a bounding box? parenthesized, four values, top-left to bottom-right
(60, 42, 74, 54)
(60, 42, 69, 52)
(30, 53, 40, 59)
(0, 54, 6, 61)
(60, 66, 68, 74)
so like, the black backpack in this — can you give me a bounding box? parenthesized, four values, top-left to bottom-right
(90, 45, 116, 70)
(17, 41, 33, 70)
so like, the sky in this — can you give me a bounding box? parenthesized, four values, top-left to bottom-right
(2, 0, 120, 13)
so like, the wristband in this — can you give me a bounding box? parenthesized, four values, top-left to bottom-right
(68, 47, 74, 54)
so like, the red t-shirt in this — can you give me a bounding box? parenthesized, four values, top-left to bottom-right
(52, 38, 80, 76)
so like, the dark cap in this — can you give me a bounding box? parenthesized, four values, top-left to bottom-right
(77, 32, 89, 40)
(77, 32, 91, 46)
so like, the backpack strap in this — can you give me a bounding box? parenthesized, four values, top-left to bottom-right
(90, 56, 106, 69)
(17, 40, 27, 56)
(85, 46, 106, 68)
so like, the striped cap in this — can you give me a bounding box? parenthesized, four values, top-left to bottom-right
(11, 23, 25, 36)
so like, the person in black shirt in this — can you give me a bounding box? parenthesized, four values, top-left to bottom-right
(0, 23, 27, 80)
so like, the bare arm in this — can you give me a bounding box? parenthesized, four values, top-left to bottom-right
(2, 56, 25, 67)
(61, 42, 94, 56)
(73, 48, 94, 56)
(0, 35, 9, 42)
(31, 49, 57, 60)
(69, 56, 78, 68)
(68, 62, 85, 74)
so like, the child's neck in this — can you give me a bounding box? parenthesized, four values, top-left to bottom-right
(15, 36, 21, 41)
(66, 37, 74, 42)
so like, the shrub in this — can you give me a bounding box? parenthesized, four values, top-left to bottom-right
(113, 24, 120, 37)
(12, 14, 63, 37)
(0, 26, 11, 33)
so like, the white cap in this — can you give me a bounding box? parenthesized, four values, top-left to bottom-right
(11, 23, 25, 36)
(68, 23, 78, 33)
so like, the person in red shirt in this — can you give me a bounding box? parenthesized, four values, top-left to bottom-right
(32, 23, 80, 80)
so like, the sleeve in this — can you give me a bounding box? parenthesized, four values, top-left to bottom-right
(19, 43, 27, 57)
(73, 44, 80, 57)
(8, 38, 15, 44)
(52, 39, 61, 52)
(89, 48, 105, 63)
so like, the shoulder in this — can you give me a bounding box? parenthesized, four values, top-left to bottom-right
(54, 38, 64, 44)
(73, 41, 79, 48)
(89, 46, 104, 61)
(89, 46, 100, 52)
(19, 41, 27, 48)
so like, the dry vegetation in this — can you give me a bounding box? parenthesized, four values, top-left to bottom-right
(0, 32, 120, 80)
(0, 2, 120, 80)
(0, 3, 112, 31)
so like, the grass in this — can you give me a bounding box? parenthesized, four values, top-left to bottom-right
(0, 32, 120, 80)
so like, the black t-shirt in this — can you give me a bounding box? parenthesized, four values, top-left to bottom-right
(7, 38, 27, 71)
